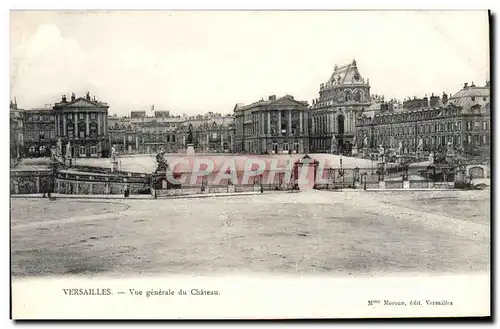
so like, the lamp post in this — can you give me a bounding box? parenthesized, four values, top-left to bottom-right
(339, 153, 344, 189)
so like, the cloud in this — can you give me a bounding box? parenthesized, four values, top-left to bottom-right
(11, 24, 90, 107)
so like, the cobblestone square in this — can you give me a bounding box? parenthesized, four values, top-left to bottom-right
(11, 190, 490, 277)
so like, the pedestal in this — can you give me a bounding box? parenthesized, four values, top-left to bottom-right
(227, 185, 235, 193)
(352, 147, 358, 156)
(378, 181, 386, 189)
(354, 181, 361, 189)
(186, 144, 195, 155)
(110, 160, 119, 172)
(403, 181, 410, 189)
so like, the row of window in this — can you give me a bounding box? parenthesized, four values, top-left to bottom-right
(24, 130, 56, 141)
(374, 120, 489, 136)
(368, 134, 490, 148)
(112, 134, 178, 143)
(373, 109, 461, 124)
(66, 123, 98, 139)
(25, 115, 55, 122)
(64, 113, 100, 121)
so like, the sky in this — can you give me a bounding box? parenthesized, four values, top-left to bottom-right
(10, 11, 490, 116)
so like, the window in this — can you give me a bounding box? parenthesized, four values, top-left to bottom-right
(283, 142, 289, 152)
(90, 145, 97, 155)
(467, 135, 472, 144)
(67, 125, 74, 138)
(78, 122, 86, 139)
(458, 122, 462, 131)
(80, 145, 86, 155)
(90, 113, 96, 120)
(471, 97, 475, 102)
(172, 135, 176, 143)
(483, 135, 488, 144)
(67, 113, 72, 120)
(28, 145, 35, 154)
(79, 113, 84, 120)
(483, 121, 487, 130)
(39, 132, 45, 140)
(90, 123, 97, 139)
(50, 130, 55, 139)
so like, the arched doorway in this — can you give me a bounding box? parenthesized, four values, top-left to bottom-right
(337, 114, 345, 153)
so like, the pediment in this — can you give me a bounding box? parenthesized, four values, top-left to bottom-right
(270, 97, 307, 108)
(67, 98, 99, 108)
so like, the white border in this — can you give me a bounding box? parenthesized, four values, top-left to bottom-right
(3, 1, 497, 328)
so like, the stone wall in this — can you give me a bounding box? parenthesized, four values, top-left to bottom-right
(54, 170, 151, 195)
(10, 169, 53, 194)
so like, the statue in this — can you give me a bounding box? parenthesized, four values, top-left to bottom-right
(417, 138, 423, 152)
(155, 147, 169, 173)
(363, 136, 368, 148)
(56, 138, 62, 157)
(446, 141, 455, 157)
(428, 151, 434, 165)
(330, 135, 337, 153)
(389, 136, 395, 149)
(352, 136, 357, 148)
(187, 124, 194, 145)
(378, 145, 385, 162)
(65, 142, 71, 158)
(397, 141, 403, 154)
(111, 144, 117, 161)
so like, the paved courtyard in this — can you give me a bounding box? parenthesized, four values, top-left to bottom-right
(72, 153, 381, 173)
(11, 189, 490, 277)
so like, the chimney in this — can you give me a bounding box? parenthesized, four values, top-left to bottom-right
(464, 82, 469, 89)
(62, 94, 67, 103)
(268, 95, 276, 101)
(471, 81, 476, 88)
(442, 92, 448, 104)
(430, 93, 440, 107)
(71, 93, 75, 101)
(86, 92, 90, 100)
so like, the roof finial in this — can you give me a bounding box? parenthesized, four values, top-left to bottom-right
(352, 58, 357, 66)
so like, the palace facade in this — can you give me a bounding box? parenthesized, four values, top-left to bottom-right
(233, 95, 309, 154)
(107, 111, 234, 154)
(23, 107, 57, 157)
(355, 82, 491, 162)
(10, 100, 24, 159)
(53, 93, 110, 158)
(309, 60, 372, 153)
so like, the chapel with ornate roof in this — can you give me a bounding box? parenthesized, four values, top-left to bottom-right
(309, 59, 372, 154)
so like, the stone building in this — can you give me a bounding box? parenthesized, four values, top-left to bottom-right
(53, 92, 110, 158)
(309, 60, 372, 153)
(180, 112, 234, 153)
(23, 107, 57, 157)
(107, 110, 234, 154)
(233, 95, 309, 154)
(355, 82, 490, 162)
(10, 99, 24, 159)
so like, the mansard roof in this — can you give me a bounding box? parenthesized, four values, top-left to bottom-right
(328, 60, 368, 86)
